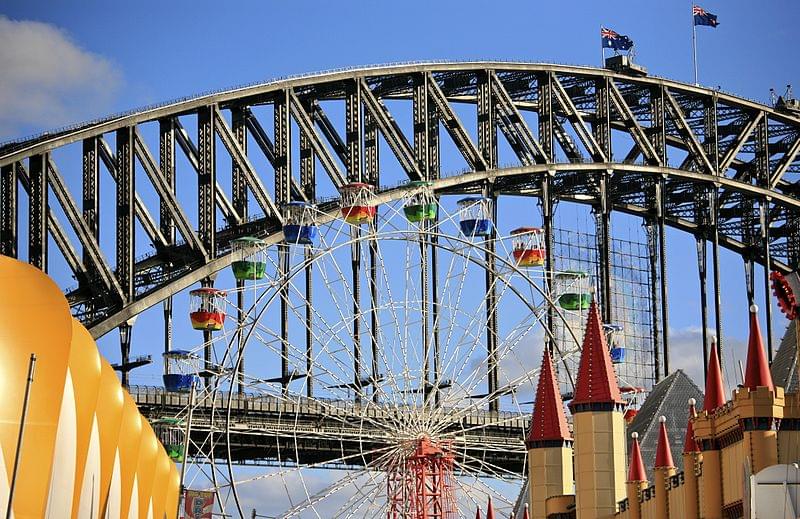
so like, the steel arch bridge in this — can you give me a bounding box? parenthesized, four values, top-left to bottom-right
(2, 60, 800, 390)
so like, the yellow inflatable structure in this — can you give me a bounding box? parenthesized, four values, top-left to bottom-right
(0, 257, 180, 518)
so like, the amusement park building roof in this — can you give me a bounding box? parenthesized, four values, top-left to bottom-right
(627, 370, 703, 480)
(744, 305, 774, 391)
(771, 320, 799, 393)
(526, 349, 571, 447)
(569, 299, 625, 408)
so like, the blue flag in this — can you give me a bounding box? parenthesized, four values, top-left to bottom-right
(693, 5, 719, 27)
(601, 27, 634, 51)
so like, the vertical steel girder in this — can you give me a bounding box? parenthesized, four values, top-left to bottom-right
(163, 296, 173, 360)
(540, 175, 556, 338)
(159, 119, 177, 244)
(82, 138, 100, 257)
(197, 106, 217, 257)
(364, 109, 380, 185)
(595, 173, 613, 323)
(645, 218, 661, 382)
(346, 81, 362, 182)
(231, 107, 249, 220)
(696, 235, 710, 381)
(119, 322, 132, 387)
(274, 90, 292, 393)
(760, 199, 774, 360)
(537, 73, 554, 161)
(300, 128, 316, 398)
(289, 92, 346, 189)
(704, 100, 723, 355)
(115, 128, 135, 302)
(28, 154, 48, 271)
(593, 77, 612, 161)
(477, 71, 498, 169)
(1, 163, 17, 257)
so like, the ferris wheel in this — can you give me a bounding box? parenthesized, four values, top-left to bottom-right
(161, 181, 592, 518)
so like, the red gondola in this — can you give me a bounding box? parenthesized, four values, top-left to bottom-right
(510, 227, 546, 267)
(189, 288, 226, 331)
(340, 183, 376, 224)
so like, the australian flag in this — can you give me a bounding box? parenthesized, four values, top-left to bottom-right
(601, 27, 634, 51)
(693, 5, 719, 27)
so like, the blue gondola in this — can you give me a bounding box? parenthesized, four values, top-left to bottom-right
(162, 350, 202, 391)
(603, 323, 626, 364)
(283, 201, 318, 245)
(457, 197, 492, 237)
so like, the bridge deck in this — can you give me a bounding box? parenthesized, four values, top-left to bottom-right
(131, 386, 529, 476)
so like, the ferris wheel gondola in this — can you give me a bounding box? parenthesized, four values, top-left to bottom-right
(457, 196, 492, 237)
(283, 201, 318, 245)
(188, 288, 226, 331)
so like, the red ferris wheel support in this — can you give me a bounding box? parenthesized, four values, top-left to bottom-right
(387, 437, 457, 519)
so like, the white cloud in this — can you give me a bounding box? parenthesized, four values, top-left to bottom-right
(0, 16, 121, 140)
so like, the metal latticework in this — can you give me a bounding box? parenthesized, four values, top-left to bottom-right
(552, 228, 655, 399)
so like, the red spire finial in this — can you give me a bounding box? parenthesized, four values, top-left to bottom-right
(526, 349, 571, 447)
(569, 299, 624, 409)
(627, 431, 647, 482)
(744, 304, 774, 390)
(703, 337, 725, 412)
(475, 508, 482, 519)
(654, 416, 675, 468)
(522, 503, 530, 519)
(486, 496, 495, 519)
(683, 398, 700, 453)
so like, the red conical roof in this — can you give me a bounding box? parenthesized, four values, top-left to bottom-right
(475, 508, 481, 519)
(744, 305, 774, 391)
(703, 338, 725, 412)
(654, 416, 675, 468)
(522, 504, 530, 519)
(683, 398, 700, 454)
(526, 349, 571, 447)
(627, 432, 647, 482)
(486, 496, 495, 519)
(570, 299, 624, 407)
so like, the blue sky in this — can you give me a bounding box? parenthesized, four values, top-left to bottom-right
(1, 1, 798, 514)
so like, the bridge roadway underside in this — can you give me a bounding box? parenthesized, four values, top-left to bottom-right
(131, 386, 529, 476)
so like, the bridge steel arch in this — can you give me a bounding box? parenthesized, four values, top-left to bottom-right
(2, 61, 800, 381)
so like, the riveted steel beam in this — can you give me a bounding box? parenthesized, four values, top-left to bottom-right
(133, 129, 207, 257)
(609, 80, 661, 165)
(28, 154, 48, 271)
(1, 163, 17, 257)
(719, 112, 762, 174)
(551, 75, 607, 162)
(288, 90, 346, 189)
(230, 107, 248, 220)
(426, 73, 488, 171)
(213, 106, 282, 222)
(243, 110, 308, 204)
(197, 106, 216, 256)
(664, 89, 715, 174)
(98, 136, 168, 249)
(359, 78, 422, 180)
(477, 70, 498, 169)
(47, 157, 124, 301)
(82, 137, 100, 252)
(116, 127, 135, 301)
(173, 118, 239, 225)
(770, 133, 800, 188)
(158, 119, 176, 245)
(346, 81, 362, 183)
(490, 71, 548, 164)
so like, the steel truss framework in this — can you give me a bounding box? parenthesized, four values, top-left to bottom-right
(2, 61, 800, 380)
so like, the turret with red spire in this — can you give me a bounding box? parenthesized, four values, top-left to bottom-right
(703, 337, 725, 413)
(526, 348, 574, 519)
(625, 432, 648, 519)
(744, 304, 774, 390)
(485, 496, 494, 519)
(653, 416, 677, 519)
(570, 298, 627, 518)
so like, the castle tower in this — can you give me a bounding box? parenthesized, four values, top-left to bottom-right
(526, 349, 573, 519)
(682, 398, 700, 519)
(625, 432, 648, 519)
(694, 338, 725, 519)
(568, 299, 626, 519)
(653, 416, 676, 519)
(738, 304, 783, 473)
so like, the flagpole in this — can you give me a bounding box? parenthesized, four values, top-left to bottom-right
(692, 4, 699, 85)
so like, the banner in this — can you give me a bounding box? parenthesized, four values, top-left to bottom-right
(184, 490, 215, 519)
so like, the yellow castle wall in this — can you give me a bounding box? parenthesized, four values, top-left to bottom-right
(720, 441, 744, 506)
(528, 446, 574, 519)
(778, 430, 800, 464)
(640, 493, 657, 519)
(667, 476, 685, 518)
(573, 410, 627, 518)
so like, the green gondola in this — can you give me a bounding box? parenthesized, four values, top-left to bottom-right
(555, 270, 591, 310)
(403, 181, 437, 223)
(231, 237, 268, 281)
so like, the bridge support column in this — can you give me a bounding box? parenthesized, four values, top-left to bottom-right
(594, 172, 613, 323)
(28, 153, 48, 271)
(696, 236, 710, 382)
(0, 163, 17, 258)
(760, 199, 774, 360)
(119, 321, 132, 387)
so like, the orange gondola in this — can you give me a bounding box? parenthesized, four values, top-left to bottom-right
(188, 288, 226, 331)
